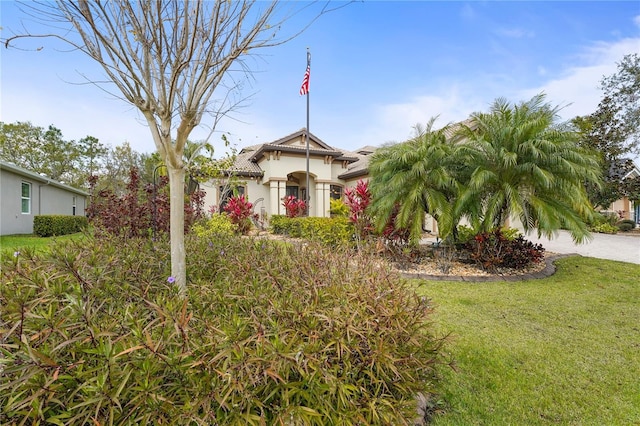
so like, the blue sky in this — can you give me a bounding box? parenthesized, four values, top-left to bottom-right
(1, 1, 639, 157)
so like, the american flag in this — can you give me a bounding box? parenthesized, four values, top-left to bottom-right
(299, 65, 310, 96)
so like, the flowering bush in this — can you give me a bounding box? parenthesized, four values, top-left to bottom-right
(282, 195, 307, 218)
(223, 195, 256, 235)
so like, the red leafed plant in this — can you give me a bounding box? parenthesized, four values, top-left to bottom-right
(223, 195, 256, 235)
(87, 167, 204, 239)
(381, 204, 411, 248)
(282, 195, 307, 218)
(344, 179, 373, 239)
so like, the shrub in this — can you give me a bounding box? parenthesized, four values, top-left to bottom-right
(344, 180, 373, 240)
(223, 195, 256, 235)
(191, 213, 236, 239)
(269, 215, 353, 246)
(454, 225, 476, 244)
(592, 223, 618, 234)
(269, 214, 299, 236)
(615, 219, 636, 232)
(380, 204, 411, 250)
(596, 211, 620, 226)
(463, 228, 545, 272)
(282, 195, 307, 218)
(616, 222, 634, 232)
(87, 168, 204, 238)
(300, 216, 353, 246)
(0, 234, 445, 425)
(328, 198, 349, 217)
(33, 215, 88, 237)
(501, 227, 522, 241)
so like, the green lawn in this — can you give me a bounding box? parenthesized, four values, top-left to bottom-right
(416, 256, 640, 425)
(0, 233, 85, 255)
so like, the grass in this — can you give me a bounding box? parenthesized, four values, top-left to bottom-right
(416, 256, 640, 425)
(0, 233, 85, 255)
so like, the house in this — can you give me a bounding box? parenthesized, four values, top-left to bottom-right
(201, 129, 376, 219)
(0, 160, 88, 235)
(603, 159, 640, 223)
(203, 126, 636, 234)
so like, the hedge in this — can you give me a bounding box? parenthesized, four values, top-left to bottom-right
(33, 215, 88, 237)
(269, 215, 353, 246)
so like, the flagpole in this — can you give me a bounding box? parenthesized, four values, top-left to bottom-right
(305, 48, 311, 216)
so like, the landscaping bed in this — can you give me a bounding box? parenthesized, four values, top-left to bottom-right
(259, 231, 551, 280)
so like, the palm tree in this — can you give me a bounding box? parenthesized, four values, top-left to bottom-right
(368, 118, 461, 244)
(455, 93, 602, 243)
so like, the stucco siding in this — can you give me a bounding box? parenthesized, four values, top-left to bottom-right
(607, 198, 632, 220)
(1, 164, 88, 235)
(200, 177, 267, 214)
(1, 170, 39, 235)
(40, 185, 86, 217)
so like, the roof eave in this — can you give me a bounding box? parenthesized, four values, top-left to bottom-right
(338, 168, 369, 180)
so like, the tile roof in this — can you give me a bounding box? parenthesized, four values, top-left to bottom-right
(229, 129, 367, 177)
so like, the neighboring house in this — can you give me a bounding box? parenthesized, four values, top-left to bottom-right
(0, 160, 88, 235)
(201, 129, 375, 218)
(603, 159, 640, 223)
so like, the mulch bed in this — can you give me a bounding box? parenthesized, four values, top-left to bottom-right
(258, 231, 557, 281)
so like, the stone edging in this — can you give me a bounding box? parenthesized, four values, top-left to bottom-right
(399, 253, 579, 282)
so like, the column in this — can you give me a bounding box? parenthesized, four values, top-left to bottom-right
(269, 180, 280, 216)
(315, 182, 327, 217)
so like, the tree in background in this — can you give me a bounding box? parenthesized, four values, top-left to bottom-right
(0, 121, 47, 172)
(1, 121, 89, 186)
(5, 1, 341, 293)
(573, 53, 640, 209)
(600, 53, 640, 155)
(98, 142, 147, 195)
(77, 135, 109, 181)
(39, 125, 80, 183)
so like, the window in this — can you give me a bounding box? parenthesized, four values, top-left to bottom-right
(21, 182, 31, 214)
(330, 185, 343, 200)
(72, 196, 77, 216)
(285, 186, 299, 199)
(219, 185, 245, 212)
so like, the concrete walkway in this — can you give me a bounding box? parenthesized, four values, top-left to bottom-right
(521, 230, 640, 265)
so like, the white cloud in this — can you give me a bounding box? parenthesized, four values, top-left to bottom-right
(353, 36, 640, 149)
(460, 4, 475, 21)
(362, 87, 485, 145)
(521, 37, 640, 120)
(633, 15, 640, 28)
(494, 27, 535, 39)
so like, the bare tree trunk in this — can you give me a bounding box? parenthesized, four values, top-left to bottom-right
(168, 164, 186, 294)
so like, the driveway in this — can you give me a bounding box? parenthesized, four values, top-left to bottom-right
(521, 230, 640, 265)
